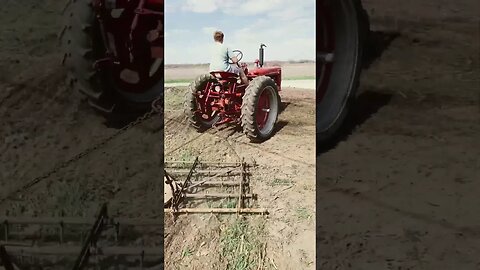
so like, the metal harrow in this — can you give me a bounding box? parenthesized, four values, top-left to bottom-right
(0, 203, 162, 269)
(164, 158, 268, 215)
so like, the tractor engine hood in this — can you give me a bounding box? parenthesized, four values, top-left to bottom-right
(246, 43, 282, 90)
(249, 67, 281, 77)
(248, 66, 282, 91)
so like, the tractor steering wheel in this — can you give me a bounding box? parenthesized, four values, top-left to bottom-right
(229, 50, 243, 65)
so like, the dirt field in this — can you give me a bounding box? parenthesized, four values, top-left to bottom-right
(163, 72, 316, 268)
(1, 0, 479, 269)
(0, 1, 162, 268)
(318, 0, 480, 269)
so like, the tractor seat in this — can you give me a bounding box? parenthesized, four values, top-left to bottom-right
(210, 71, 239, 80)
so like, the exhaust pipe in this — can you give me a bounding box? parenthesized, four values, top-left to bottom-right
(259, 43, 266, 67)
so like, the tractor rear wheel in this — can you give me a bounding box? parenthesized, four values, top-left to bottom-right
(184, 74, 220, 131)
(61, 0, 163, 113)
(241, 76, 280, 143)
(317, 0, 369, 146)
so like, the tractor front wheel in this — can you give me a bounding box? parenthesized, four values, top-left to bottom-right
(241, 76, 280, 143)
(184, 74, 220, 131)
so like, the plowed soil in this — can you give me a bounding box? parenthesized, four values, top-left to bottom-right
(1, 0, 478, 269)
(0, 0, 162, 268)
(318, 0, 480, 269)
(163, 83, 316, 269)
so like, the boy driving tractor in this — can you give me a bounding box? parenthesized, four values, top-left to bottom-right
(185, 31, 282, 142)
(209, 30, 249, 86)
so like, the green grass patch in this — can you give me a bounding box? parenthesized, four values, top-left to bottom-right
(206, 199, 238, 209)
(296, 207, 312, 220)
(224, 199, 238, 209)
(181, 247, 194, 258)
(221, 218, 266, 270)
(269, 178, 293, 186)
(179, 150, 196, 163)
(219, 198, 238, 209)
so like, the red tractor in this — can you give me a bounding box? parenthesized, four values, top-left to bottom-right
(184, 44, 281, 143)
(61, 0, 164, 113)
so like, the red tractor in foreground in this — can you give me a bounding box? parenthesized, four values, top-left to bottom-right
(61, 0, 164, 113)
(185, 44, 282, 143)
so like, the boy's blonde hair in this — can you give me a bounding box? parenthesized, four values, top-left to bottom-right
(213, 31, 224, 42)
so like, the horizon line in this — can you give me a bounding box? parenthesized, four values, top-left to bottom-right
(165, 59, 315, 66)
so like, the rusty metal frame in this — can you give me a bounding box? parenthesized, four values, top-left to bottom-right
(165, 159, 269, 215)
(73, 203, 108, 269)
(170, 157, 198, 211)
(0, 204, 162, 269)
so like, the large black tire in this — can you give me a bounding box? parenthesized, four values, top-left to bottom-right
(241, 76, 280, 143)
(317, 0, 369, 145)
(61, 0, 163, 113)
(184, 74, 220, 131)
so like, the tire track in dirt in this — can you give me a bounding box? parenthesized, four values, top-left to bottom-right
(0, 4, 163, 267)
(317, 3, 480, 268)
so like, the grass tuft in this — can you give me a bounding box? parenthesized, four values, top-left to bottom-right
(296, 207, 312, 220)
(181, 247, 193, 259)
(221, 218, 266, 270)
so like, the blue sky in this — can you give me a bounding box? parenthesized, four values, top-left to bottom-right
(165, 0, 316, 64)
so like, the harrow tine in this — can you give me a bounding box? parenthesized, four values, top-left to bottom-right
(0, 217, 161, 227)
(72, 203, 108, 270)
(185, 193, 255, 199)
(59, 221, 64, 244)
(165, 208, 268, 215)
(183, 157, 199, 187)
(186, 168, 237, 190)
(181, 180, 242, 187)
(171, 157, 199, 209)
(237, 161, 245, 214)
(166, 169, 243, 175)
(2, 221, 8, 242)
(0, 245, 15, 270)
(165, 161, 242, 166)
(3, 245, 162, 256)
